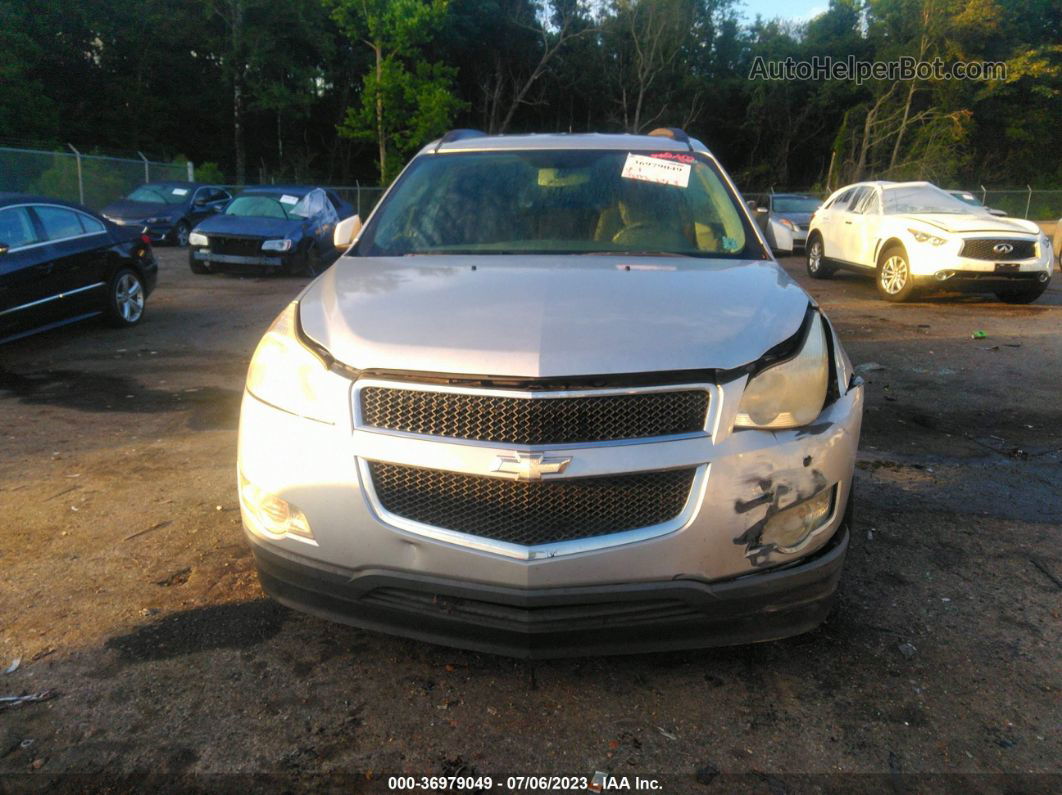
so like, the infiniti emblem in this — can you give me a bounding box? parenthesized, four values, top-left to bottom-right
(491, 452, 571, 481)
(993, 242, 1014, 255)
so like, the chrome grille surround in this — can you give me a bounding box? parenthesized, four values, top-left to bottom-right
(354, 380, 713, 448)
(358, 458, 710, 560)
(353, 378, 715, 559)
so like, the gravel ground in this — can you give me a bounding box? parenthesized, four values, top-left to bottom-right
(0, 248, 1059, 792)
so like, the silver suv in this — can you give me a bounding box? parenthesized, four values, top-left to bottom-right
(237, 129, 864, 657)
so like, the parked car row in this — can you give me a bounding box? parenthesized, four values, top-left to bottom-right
(0, 181, 357, 343)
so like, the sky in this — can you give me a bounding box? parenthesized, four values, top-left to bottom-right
(739, 0, 828, 22)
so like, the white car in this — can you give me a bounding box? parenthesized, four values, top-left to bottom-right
(805, 181, 1054, 303)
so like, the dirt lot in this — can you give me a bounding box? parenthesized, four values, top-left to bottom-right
(1, 248, 1059, 791)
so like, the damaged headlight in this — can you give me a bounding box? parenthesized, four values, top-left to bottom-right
(735, 313, 829, 429)
(245, 302, 335, 424)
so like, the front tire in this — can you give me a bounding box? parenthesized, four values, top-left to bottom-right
(806, 235, 835, 279)
(995, 281, 1049, 304)
(876, 246, 917, 302)
(173, 220, 190, 247)
(104, 268, 146, 327)
(300, 244, 322, 277)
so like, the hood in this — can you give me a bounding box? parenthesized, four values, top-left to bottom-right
(299, 255, 811, 378)
(101, 199, 178, 222)
(193, 214, 305, 239)
(903, 213, 1039, 235)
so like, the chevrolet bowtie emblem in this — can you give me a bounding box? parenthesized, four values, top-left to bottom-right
(491, 452, 571, 481)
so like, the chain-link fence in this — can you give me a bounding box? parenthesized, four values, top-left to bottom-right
(0, 145, 390, 217)
(0, 146, 193, 211)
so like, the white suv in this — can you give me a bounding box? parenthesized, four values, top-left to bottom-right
(806, 181, 1053, 303)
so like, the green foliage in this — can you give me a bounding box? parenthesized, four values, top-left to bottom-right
(194, 162, 228, 183)
(0, 0, 1057, 191)
(329, 0, 464, 182)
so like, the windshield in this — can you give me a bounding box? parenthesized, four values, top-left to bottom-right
(773, 196, 821, 213)
(883, 185, 977, 215)
(358, 150, 753, 257)
(127, 185, 188, 204)
(225, 193, 309, 219)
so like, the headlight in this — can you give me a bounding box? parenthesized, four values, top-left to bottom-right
(188, 231, 209, 246)
(1040, 232, 1052, 257)
(735, 313, 829, 429)
(245, 302, 335, 424)
(262, 238, 293, 252)
(779, 218, 795, 230)
(907, 228, 946, 246)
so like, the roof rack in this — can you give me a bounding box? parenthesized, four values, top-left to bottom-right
(434, 129, 488, 152)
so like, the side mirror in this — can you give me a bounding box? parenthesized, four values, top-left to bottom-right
(0, 243, 8, 256)
(194, 198, 207, 207)
(334, 214, 362, 250)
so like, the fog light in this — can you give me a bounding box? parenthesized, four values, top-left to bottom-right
(759, 486, 835, 551)
(1039, 272, 1050, 283)
(239, 471, 314, 541)
(936, 271, 953, 281)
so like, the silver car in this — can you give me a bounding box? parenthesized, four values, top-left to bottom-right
(237, 129, 864, 658)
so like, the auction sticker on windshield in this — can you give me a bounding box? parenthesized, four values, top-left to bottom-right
(279, 194, 299, 205)
(621, 153, 691, 188)
(172, 188, 188, 196)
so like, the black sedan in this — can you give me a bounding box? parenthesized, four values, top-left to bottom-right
(0, 193, 158, 344)
(101, 182, 231, 246)
(188, 186, 354, 276)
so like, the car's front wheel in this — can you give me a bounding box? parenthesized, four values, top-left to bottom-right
(876, 246, 917, 302)
(104, 268, 146, 327)
(174, 220, 191, 247)
(806, 235, 835, 279)
(995, 281, 1049, 304)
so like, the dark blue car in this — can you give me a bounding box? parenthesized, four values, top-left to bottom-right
(188, 186, 354, 276)
(100, 182, 232, 246)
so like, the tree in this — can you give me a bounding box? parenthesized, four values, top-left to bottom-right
(328, 0, 465, 182)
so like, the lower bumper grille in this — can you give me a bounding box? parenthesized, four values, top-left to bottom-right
(361, 588, 701, 632)
(368, 462, 696, 547)
(960, 238, 1036, 261)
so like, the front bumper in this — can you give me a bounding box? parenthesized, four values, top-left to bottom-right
(238, 358, 863, 655)
(191, 248, 290, 268)
(250, 523, 848, 658)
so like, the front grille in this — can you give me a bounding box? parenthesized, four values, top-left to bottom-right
(360, 387, 708, 444)
(368, 462, 696, 546)
(361, 588, 700, 631)
(208, 236, 267, 257)
(960, 238, 1036, 261)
